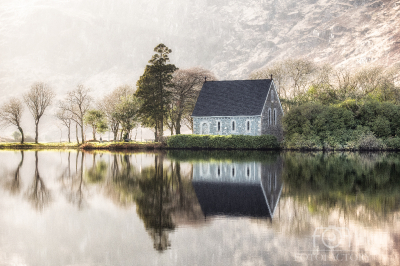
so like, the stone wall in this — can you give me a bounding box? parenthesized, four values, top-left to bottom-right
(261, 84, 284, 141)
(193, 162, 262, 183)
(193, 116, 261, 136)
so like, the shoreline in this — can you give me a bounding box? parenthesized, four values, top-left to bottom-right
(0, 142, 399, 151)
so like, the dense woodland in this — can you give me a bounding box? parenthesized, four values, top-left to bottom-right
(251, 59, 400, 149)
(0, 44, 216, 144)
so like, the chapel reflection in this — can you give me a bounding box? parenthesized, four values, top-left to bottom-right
(192, 156, 283, 220)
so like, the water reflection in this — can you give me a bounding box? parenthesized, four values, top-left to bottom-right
(282, 152, 400, 222)
(4, 150, 24, 195)
(26, 151, 51, 211)
(58, 151, 88, 209)
(192, 158, 283, 219)
(1, 150, 400, 265)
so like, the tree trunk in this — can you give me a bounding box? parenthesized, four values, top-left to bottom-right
(68, 126, 71, 143)
(35, 121, 39, 143)
(76, 123, 80, 144)
(18, 126, 24, 144)
(175, 112, 182, 135)
(92, 126, 96, 141)
(159, 74, 164, 141)
(154, 124, 158, 142)
(113, 128, 118, 141)
(80, 119, 85, 143)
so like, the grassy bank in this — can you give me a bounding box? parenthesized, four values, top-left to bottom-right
(166, 134, 280, 150)
(0, 142, 79, 150)
(80, 141, 165, 150)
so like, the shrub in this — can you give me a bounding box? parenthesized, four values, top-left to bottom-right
(385, 137, 400, 150)
(166, 134, 279, 149)
(356, 132, 385, 151)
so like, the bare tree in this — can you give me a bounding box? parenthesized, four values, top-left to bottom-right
(250, 58, 316, 100)
(23, 82, 55, 143)
(250, 61, 289, 98)
(56, 109, 73, 143)
(0, 97, 25, 144)
(60, 85, 93, 143)
(354, 66, 385, 96)
(332, 68, 357, 99)
(169, 67, 217, 134)
(285, 58, 316, 98)
(182, 112, 194, 132)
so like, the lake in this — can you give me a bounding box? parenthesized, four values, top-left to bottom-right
(0, 150, 399, 266)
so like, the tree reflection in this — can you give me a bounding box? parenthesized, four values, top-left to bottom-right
(58, 151, 87, 209)
(282, 152, 400, 224)
(106, 154, 140, 205)
(136, 155, 175, 251)
(102, 152, 202, 251)
(26, 151, 51, 211)
(4, 150, 24, 194)
(136, 155, 203, 251)
(85, 153, 107, 183)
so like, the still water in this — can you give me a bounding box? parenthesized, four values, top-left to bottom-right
(0, 150, 400, 266)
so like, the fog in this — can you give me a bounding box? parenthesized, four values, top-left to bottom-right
(0, 0, 397, 141)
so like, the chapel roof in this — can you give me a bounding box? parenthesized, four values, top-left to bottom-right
(191, 79, 272, 117)
(192, 181, 273, 218)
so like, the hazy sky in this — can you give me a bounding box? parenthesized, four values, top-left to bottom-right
(0, 0, 222, 140)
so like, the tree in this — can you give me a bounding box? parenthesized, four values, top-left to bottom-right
(24, 82, 55, 143)
(12, 131, 21, 142)
(56, 109, 73, 143)
(114, 95, 140, 140)
(60, 85, 93, 143)
(98, 85, 135, 141)
(0, 97, 25, 144)
(136, 44, 177, 142)
(169, 67, 217, 134)
(84, 110, 107, 141)
(250, 58, 316, 109)
(251, 60, 289, 98)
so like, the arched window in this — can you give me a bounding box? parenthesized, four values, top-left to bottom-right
(247, 121, 250, 131)
(268, 108, 271, 126)
(232, 121, 235, 131)
(273, 108, 277, 125)
(217, 121, 221, 132)
(268, 172, 271, 192)
(273, 172, 276, 190)
(201, 122, 209, 134)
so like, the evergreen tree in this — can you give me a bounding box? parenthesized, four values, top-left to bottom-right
(135, 44, 177, 142)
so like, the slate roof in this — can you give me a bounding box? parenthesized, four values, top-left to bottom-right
(191, 79, 272, 117)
